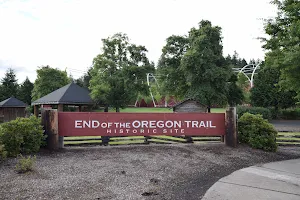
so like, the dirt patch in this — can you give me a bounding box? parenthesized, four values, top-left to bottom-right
(1, 144, 300, 200)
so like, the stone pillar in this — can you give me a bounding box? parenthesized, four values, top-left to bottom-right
(41, 109, 59, 150)
(225, 107, 237, 147)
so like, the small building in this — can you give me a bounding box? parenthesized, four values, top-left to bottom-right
(0, 97, 27, 123)
(172, 98, 207, 113)
(31, 82, 94, 116)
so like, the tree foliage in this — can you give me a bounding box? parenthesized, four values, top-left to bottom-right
(250, 66, 296, 109)
(263, 0, 300, 101)
(157, 35, 189, 98)
(157, 21, 245, 110)
(75, 67, 92, 91)
(89, 33, 155, 111)
(32, 66, 70, 101)
(0, 68, 18, 101)
(225, 51, 247, 68)
(181, 20, 231, 111)
(17, 77, 34, 105)
(227, 74, 244, 106)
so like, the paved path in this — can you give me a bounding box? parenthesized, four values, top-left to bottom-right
(271, 120, 300, 132)
(202, 159, 300, 200)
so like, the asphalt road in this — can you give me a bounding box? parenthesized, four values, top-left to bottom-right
(271, 120, 300, 132)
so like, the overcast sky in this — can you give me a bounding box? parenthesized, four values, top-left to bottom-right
(0, 0, 277, 83)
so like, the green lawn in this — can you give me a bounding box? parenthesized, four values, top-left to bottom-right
(120, 107, 172, 113)
(211, 108, 226, 113)
(95, 107, 226, 113)
(277, 132, 300, 136)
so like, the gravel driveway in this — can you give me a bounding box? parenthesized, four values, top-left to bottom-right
(1, 144, 300, 200)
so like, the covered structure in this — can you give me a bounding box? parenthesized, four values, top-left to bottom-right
(172, 98, 207, 113)
(0, 97, 27, 122)
(31, 82, 94, 116)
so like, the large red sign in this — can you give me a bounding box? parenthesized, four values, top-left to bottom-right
(58, 112, 225, 136)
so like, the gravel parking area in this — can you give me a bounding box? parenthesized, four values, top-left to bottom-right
(1, 144, 300, 200)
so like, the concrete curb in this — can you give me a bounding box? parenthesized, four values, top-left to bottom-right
(202, 159, 300, 200)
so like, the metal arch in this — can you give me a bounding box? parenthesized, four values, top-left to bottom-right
(250, 62, 261, 88)
(233, 62, 262, 88)
(146, 73, 157, 107)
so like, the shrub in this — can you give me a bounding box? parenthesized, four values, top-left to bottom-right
(0, 116, 45, 157)
(238, 113, 277, 152)
(280, 108, 300, 120)
(237, 106, 272, 120)
(15, 154, 36, 173)
(0, 127, 7, 161)
(0, 144, 8, 162)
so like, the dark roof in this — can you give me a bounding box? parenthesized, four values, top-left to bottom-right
(0, 97, 27, 107)
(31, 82, 94, 105)
(172, 98, 207, 108)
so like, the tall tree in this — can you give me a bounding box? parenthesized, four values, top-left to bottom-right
(18, 77, 34, 105)
(89, 33, 155, 112)
(32, 66, 70, 101)
(227, 74, 244, 106)
(250, 66, 296, 109)
(262, 0, 300, 100)
(157, 35, 189, 98)
(181, 20, 231, 112)
(0, 68, 18, 101)
(75, 67, 92, 90)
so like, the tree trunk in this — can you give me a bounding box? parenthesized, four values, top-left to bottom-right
(116, 107, 120, 112)
(103, 105, 109, 146)
(104, 105, 108, 112)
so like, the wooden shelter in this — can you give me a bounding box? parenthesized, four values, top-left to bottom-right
(0, 97, 27, 122)
(172, 98, 207, 113)
(31, 82, 94, 116)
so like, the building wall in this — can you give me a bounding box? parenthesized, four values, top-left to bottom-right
(0, 107, 26, 123)
(173, 100, 207, 113)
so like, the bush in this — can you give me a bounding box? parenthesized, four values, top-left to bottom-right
(15, 154, 36, 173)
(280, 108, 300, 120)
(238, 113, 277, 152)
(0, 116, 45, 157)
(0, 127, 7, 161)
(0, 144, 8, 162)
(237, 106, 272, 120)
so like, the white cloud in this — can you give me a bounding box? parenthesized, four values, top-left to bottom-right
(0, 0, 277, 83)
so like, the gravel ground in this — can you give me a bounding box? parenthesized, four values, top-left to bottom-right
(1, 144, 300, 200)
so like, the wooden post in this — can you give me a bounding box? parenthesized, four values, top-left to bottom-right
(57, 104, 63, 112)
(102, 107, 110, 146)
(57, 104, 64, 148)
(41, 109, 59, 150)
(34, 105, 39, 117)
(225, 107, 237, 147)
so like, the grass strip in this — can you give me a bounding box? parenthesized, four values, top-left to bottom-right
(154, 136, 186, 141)
(64, 140, 102, 145)
(64, 136, 102, 141)
(109, 140, 145, 145)
(277, 137, 300, 141)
